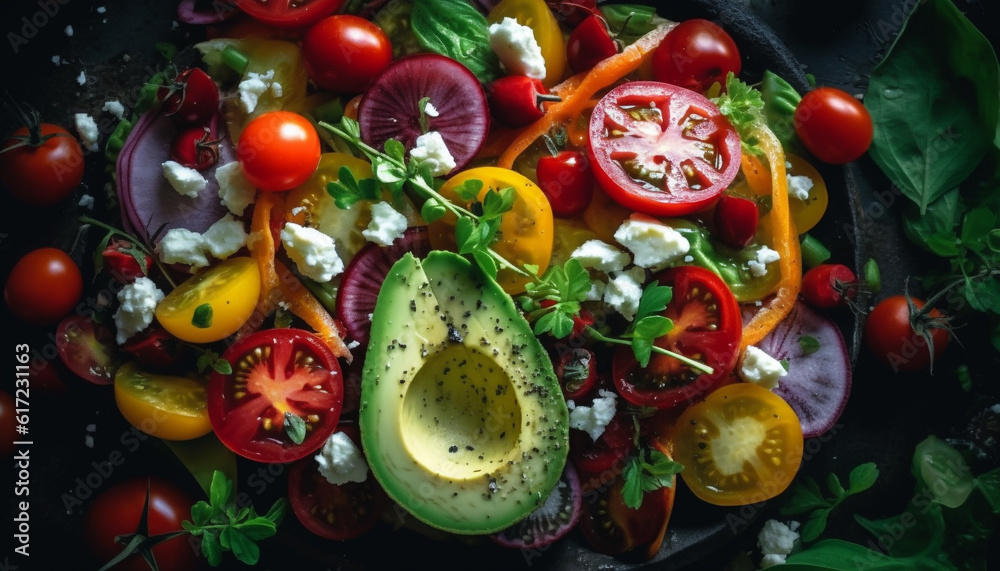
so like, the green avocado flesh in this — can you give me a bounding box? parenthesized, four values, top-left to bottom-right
(359, 250, 569, 535)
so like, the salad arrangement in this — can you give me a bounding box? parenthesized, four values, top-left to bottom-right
(7, 0, 958, 568)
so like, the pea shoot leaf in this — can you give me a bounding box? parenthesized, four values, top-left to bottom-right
(780, 462, 880, 542)
(621, 448, 684, 509)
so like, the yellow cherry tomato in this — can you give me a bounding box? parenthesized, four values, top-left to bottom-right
(155, 257, 260, 343)
(488, 0, 567, 87)
(743, 153, 829, 234)
(114, 362, 212, 441)
(430, 166, 553, 294)
(672, 382, 803, 506)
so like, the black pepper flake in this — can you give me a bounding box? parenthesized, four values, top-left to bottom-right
(466, 445, 475, 451)
(449, 445, 458, 453)
(409, 300, 417, 311)
(448, 324, 463, 342)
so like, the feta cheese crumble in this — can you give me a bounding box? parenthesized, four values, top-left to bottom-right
(787, 172, 814, 201)
(74, 113, 99, 152)
(162, 160, 208, 198)
(362, 201, 407, 246)
(158, 228, 211, 269)
(78, 194, 95, 209)
(758, 519, 800, 568)
(748, 245, 781, 277)
(52, 55, 62, 66)
(423, 101, 440, 117)
(201, 214, 249, 259)
(238, 69, 282, 114)
(568, 390, 618, 441)
(604, 267, 646, 321)
(113, 277, 164, 344)
(64, 25, 74, 37)
(76, 70, 87, 85)
(315, 431, 369, 485)
(570, 240, 630, 273)
(409, 131, 456, 177)
(489, 17, 547, 80)
(614, 217, 690, 268)
(215, 162, 256, 215)
(102, 100, 125, 120)
(740, 346, 787, 389)
(281, 222, 345, 282)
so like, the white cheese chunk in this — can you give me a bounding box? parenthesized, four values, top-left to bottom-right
(157, 228, 211, 269)
(409, 131, 456, 177)
(238, 69, 280, 114)
(740, 346, 787, 389)
(74, 113, 99, 152)
(315, 431, 368, 485)
(747, 245, 781, 278)
(281, 222, 345, 282)
(112, 277, 164, 344)
(102, 100, 125, 120)
(489, 17, 546, 80)
(568, 390, 618, 441)
(614, 217, 690, 268)
(76, 70, 87, 85)
(604, 267, 645, 321)
(423, 101, 440, 117)
(201, 214, 248, 259)
(570, 240, 630, 273)
(64, 25, 74, 37)
(214, 161, 256, 215)
(787, 172, 814, 201)
(362, 201, 408, 246)
(758, 519, 800, 568)
(162, 160, 208, 198)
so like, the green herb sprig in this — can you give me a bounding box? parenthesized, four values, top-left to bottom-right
(711, 72, 765, 156)
(779, 462, 879, 542)
(620, 446, 684, 509)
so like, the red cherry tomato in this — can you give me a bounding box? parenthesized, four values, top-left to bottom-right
(208, 328, 344, 463)
(233, 0, 345, 28)
(800, 263, 857, 309)
(713, 193, 759, 249)
(566, 14, 618, 73)
(0, 120, 84, 207)
(488, 75, 556, 127)
(83, 477, 199, 571)
(651, 19, 741, 93)
(158, 68, 220, 125)
(169, 125, 221, 171)
(554, 347, 598, 400)
(612, 266, 742, 409)
(120, 327, 186, 370)
(865, 295, 951, 373)
(569, 408, 635, 473)
(237, 111, 321, 191)
(587, 81, 741, 217)
(794, 87, 873, 165)
(101, 238, 151, 284)
(55, 315, 123, 385)
(4, 247, 83, 326)
(536, 150, 594, 216)
(302, 15, 393, 93)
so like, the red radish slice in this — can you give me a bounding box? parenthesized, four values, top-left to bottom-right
(358, 54, 489, 174)
(335, 226, 431, 346)
(490, 462, 581, 549)
(750, 301, 852, 438)
(117, 110, 235, 242)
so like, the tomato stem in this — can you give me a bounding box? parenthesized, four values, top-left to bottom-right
(79, 215, 179, 290)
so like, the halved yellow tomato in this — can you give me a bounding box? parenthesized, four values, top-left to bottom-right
(155, 257, 260, 343)
(743, 153, 828, 234)
(114, 362, 212, 441)
(429, 166, 553, 294)
(671, 382, 803, 506)
(488, 0, 567, 87)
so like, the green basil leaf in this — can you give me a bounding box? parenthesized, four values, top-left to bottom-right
(192, 303, 213, 329)
(620, 456, 644, 509)
(847, 462, 880, 493)
(798, 335, 821, 355)
(961, 206, 997, 251)
(411, 0, 502, 84)
(901, 188, 962, 256)
(471, 249, 498, 281)
(866, 0, 1000, 213)
(284, 412, 307, 445)
(783, 539, 903, 569)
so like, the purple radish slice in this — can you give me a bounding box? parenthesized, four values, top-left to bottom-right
(491, 461, 581, 549)
(117, 109, 235, 243)
(335, 226, 431, 346)
(358, 54, 489, 174)
(750, 301, 852, 438)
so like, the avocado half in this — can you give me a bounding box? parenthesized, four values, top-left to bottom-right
(359, 250, 570, 535)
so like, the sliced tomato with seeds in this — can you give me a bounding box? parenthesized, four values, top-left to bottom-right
(588, 81, 741, 217)
(612, 266, 742, 410)
(208, 328, 344, 463)
(569, 408, 635, 474)
(55, 315, 124, 385)
(288, 424, 386, 541)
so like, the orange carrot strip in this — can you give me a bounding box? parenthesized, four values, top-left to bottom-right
(275, 259, 352, 362)
(248, 190, 283, 303)
(741, 126, 802, 350)
(497, 21, 676, 170)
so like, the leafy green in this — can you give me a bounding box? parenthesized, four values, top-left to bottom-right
(798, 335, 820, 355)
(195, 348, 232, 376)
(621, 447, 684, 509)
(520, 259, 591, 339)
(183, 471, 286, 566)
(192, 303, 213, 329)
(283, 412, 307, 445)
(865, 0, 1000, 214)
(410, 0, 502, 84)
(780, 462, 879, 542)
(711, 73, 765, 155)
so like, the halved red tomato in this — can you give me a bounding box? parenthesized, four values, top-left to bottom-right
(569, 408, 635, 474)
(287, 423, 386, 541)
(55, 315, 124, 385)
(207, 328, 344, 463)
(232, 0, 345, 28)
(612, 266, 742, 410)
(671, 382, 803, 506)
(587, 81, 741, 217)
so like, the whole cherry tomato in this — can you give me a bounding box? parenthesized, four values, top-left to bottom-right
(488, 76, 558, 127)
(4, 247, 83, 326)
(536, 150, 594, 216)
(794, 87, 873, 164)
(865, 295, 951, 373)
(800, 263, 857, 309)
(0, 118, 84, 207)
(237, 111, 321, 191)
(169, 125, 221, 171)
(158, 68, 220, 125)
(651, 19, 741, 93)
(566, 14, 618, 73)
(302, 15, 393, 94)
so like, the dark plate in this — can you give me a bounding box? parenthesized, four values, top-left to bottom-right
(8, 1, 995, 570)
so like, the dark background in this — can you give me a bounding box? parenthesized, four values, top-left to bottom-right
(1, 0, 998, 570)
